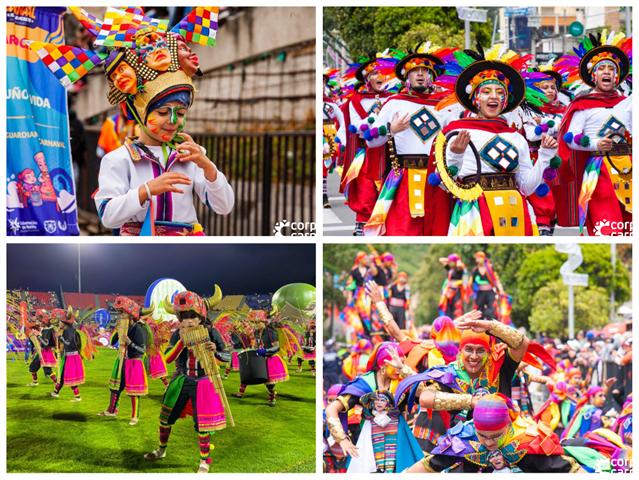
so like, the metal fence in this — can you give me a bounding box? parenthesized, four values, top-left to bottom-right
(79, 130, 315, 236)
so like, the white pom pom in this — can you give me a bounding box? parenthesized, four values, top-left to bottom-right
(465, 85, 472, 94)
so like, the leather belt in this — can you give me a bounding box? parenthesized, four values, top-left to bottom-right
(597, 143, 632, 156)
(461, 172, 518, 191)
(397, 154, 430, 169)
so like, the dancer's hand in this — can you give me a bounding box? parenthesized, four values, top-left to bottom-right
(339, 437, 359, 457)
(540, 134, 558, 149)
(364, 280, 384, 303)
(206, 341, 217, 352)
(597, 135, 614, 152)
(146, 172, 192, 196)
(455, 318, 493, 333)
(384, 346, 404, 370)
(390, 112, 410, 135)
(450, 130, 470, 154)
(605, 377, 617, 388)
(176, 133, 219, 181)
(454, 309, 482, 323)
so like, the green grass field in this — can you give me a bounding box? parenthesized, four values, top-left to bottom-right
(7, 348, 316, 473)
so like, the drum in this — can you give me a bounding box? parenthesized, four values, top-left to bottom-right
(238, 350, 268, 385)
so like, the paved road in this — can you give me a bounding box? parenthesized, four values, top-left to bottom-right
(323, 170, 584, 237)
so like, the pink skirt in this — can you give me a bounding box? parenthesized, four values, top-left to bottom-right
(41, 348, 57, 368)
(196, 377, 226, 432)
(149, 353, 167, 378)
(231, 351, 240, 371)
(301, 349, 316, 361)
(62, 352, 85, 386)
(266, 354, 289, 383)
(125, 358, 148, 396)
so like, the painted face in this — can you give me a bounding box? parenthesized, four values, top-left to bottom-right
(383, 363, 401, 380)
(145, 47, 172, 71)
(367, 71, 384, 93)
(177, 39, 200, 77)
(475, 83, 507, 119)
(593, 61, 618, 92)
(592, 391, 606, 408)
(536, 79, 558, 102)
(476, 426, 509, 451)
(461, 343, 488, 376)
(407, 66, 432, 91)
(373, 396, 389, 411)
(110, 62, 138, 95)
(138, 32, 172, 72)
(145, 101, 188, 143)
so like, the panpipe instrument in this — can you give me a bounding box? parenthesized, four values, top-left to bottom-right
(28, 330, 43, 361)
(116, 316, 129, 359)
(180, 325, 235, 427)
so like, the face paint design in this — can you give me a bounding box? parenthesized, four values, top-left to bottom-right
(146, 104, 187, 143)
(177, 39, 200, 77)
(536, 79, 558, 102)
(110, 62, 138, 95)
(474, 83, 507, 118)
(592, 61, 618, 92)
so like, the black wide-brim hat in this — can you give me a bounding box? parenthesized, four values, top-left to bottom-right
(540, 69, 564, 90)
(455, 60, 525, 114)
(394, 53, 444, 82)
(355, 59, 376, 84)
(579, 45, 629, 88)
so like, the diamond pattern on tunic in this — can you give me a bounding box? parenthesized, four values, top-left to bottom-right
(409, 107, 441, 142)
(598, 115, 626, 140)
(480, 135, 519, 172)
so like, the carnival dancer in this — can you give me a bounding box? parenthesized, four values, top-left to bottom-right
(534, 381, 578, 434)
(145, 316, 172, 388)
(323, 68, 347, 208)
(96, 104, 138, 159)
(51, 308, 88, 401)
(234, 311, 289, 406)
(521, 65, 568, 234)
(341, 338, 373, 381)
(470, 251, 504, 320)
(438, 254, 469, 318)
(394, 317, 553, 453)
(297, 319, 316, 375)
(340, 55, 396, 234)
(553, 31, 632, 235)
(387, 272, 410, 330)
(364, 45, 460, 236)
(406, 394, 584, 472)
(562, 377, 617, 440)
(26, 309, 58, 387)
(144, 290, 231, 473)
(325, 342, 422, 470)
(98, 296, 151, 425)
(426, 46, 559, 236)
(31, 8, 234, 236)
(345, 252, 375, 336)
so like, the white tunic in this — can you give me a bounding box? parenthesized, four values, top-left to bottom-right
(567, 95, 631, 152)
(94, 144, 234, 229)
(349, 96, 383, 137)
(445, 128, 555, 196)
(366, 97, 461, 155)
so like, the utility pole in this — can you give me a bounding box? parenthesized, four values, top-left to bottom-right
(610, 244, 616, 321)
(626, 6, 632, 36)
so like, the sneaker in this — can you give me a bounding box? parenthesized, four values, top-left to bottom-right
(233, 393, 243, 398)
(97, 410, 118, 417)
(267, 399, 276, 407)
(323, 194, 331, 209)
(26, 382, 39, 387)
(198, 461, 210, 473)
(70, 397, 82, 402)
(50, 391, 59, 398)
(538, 225, 554, 236)
(144, 448, 167, 461)
(129, 417, 139, 426)
(296, 368, 303, 373)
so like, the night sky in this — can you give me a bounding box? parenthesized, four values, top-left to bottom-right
(7, 244, 315, 295)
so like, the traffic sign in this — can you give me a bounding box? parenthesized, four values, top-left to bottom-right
(456, 7, 487, 23)
(569, 21, 584, 36)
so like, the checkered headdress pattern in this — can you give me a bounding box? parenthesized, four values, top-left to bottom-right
(171, 7, 220, 47)
(28, 41, 107, 87)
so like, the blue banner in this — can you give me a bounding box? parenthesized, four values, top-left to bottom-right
(7, 7, 79, 235)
